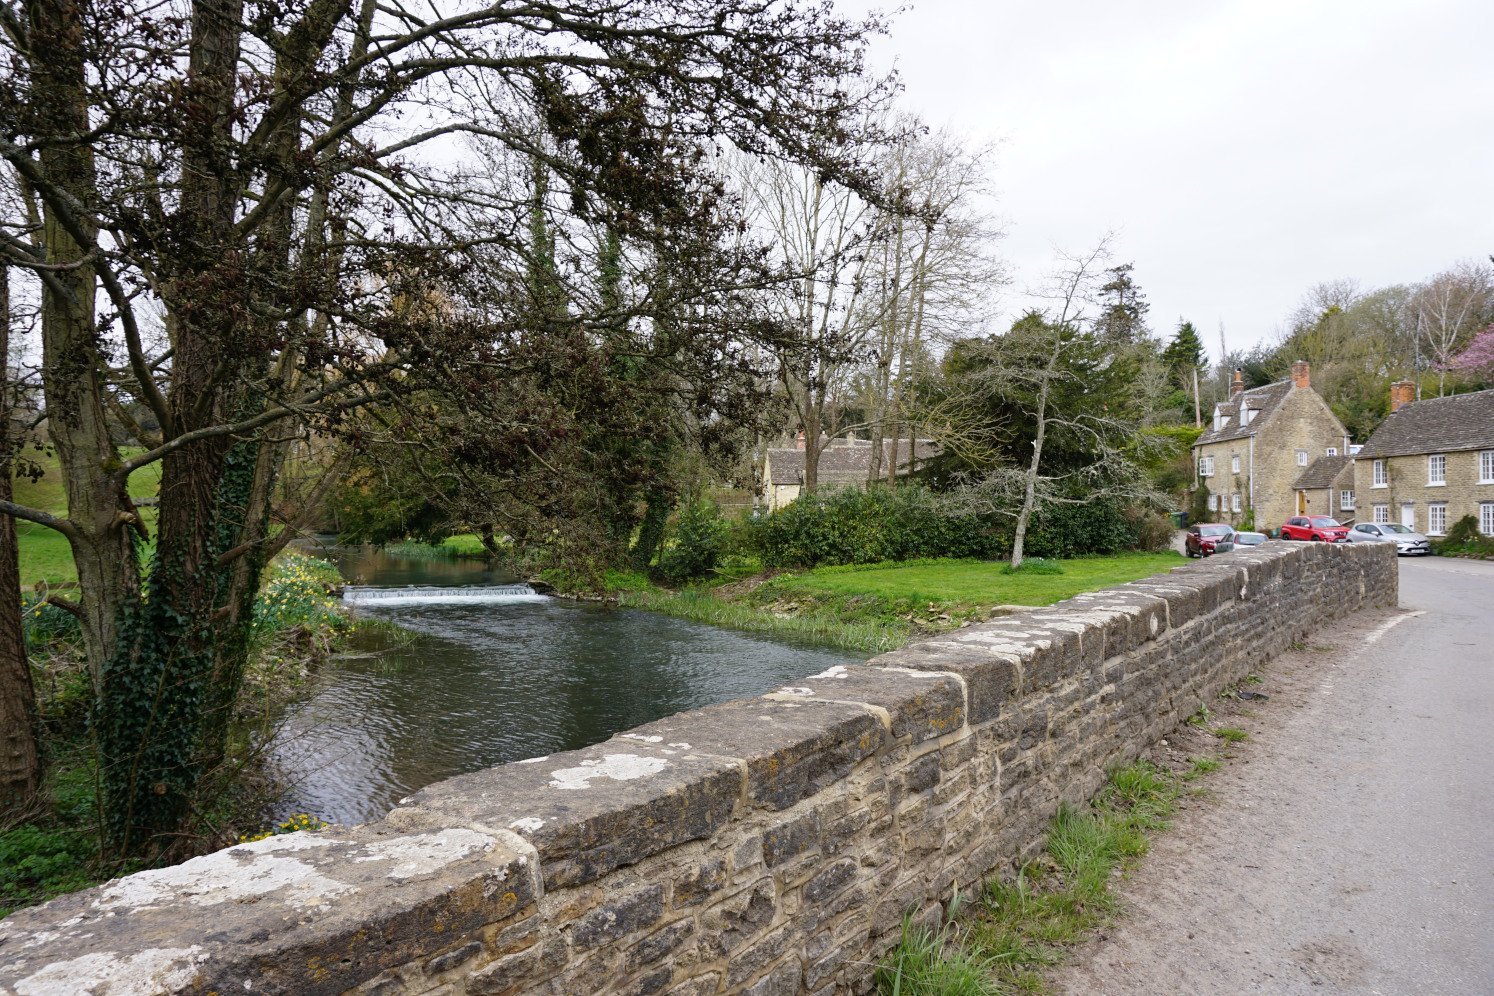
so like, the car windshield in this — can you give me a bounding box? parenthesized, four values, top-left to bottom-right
(1235, 532, 1266, 543)
(1309, 517, 1341, 528)
(1382, 524, 1413, 534)
(1201, 525, 1233, 536)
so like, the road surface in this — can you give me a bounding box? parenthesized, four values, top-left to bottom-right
(1051, 556, 1494, 995)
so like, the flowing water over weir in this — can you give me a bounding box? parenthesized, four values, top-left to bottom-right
(267, 543, 858, 825)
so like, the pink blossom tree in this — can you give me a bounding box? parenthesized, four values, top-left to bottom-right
(1449, 324, 1494, 381)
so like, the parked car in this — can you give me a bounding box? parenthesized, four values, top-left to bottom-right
(1279, 515, 1351, 543)
(1347, 522, 1432, 556)
(1232, 530, 1269, 548)
(1185, 523, 1236, 557)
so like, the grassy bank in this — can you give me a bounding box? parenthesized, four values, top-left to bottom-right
(876, 757, 1208, 995)
(614, 552, 1185, 654)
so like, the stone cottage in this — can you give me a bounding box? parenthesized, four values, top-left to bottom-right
(1192, 361, 1352, 530)
(1292, 455, 1357, 525)
(1353, 383, 1494, 538)
(760, 436, 937, 511)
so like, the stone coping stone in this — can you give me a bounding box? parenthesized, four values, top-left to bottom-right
(624, 697, 886, 812)
(407, 735, 743, 891)
(869, 635, 1020, 727)
(0, 810, 535, 996)
(761, 662, 965, 746)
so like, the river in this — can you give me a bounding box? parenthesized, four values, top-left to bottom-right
(265, 544, 859, 825)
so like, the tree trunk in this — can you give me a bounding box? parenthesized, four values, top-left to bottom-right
(630, 490, 671, 570)
(1011, 344, 1057, 570)
(0, 264, 41, 820)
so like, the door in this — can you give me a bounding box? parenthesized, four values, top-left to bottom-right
(1401, 503, 1415, 529)
(1296, 491, 1307, 514)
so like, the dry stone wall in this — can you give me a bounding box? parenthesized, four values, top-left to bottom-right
(0, 542, 1397, 996)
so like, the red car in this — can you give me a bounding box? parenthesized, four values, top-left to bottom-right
(1279, 515, 1350, 542)
(1185, 523, 1236, 557)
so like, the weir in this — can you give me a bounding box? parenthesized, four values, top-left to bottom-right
(341, 584, 548, 606)
(0, 543, 1399, 996)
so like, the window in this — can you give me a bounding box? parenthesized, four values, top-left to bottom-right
(1372, 460, 1388, 487)
(1428, 503, 1447, 535)
(1482, 503, 1494, 536)
(1198, 456, 1214, 477)
(1296, 450, 1308, 466)
(1231, 493, 1241, 513)
(1373, 504, 1389, 524)
(1326, 447, 1337, 456)
(1340, 490, 1354, 511)
(1428, 454, 1446, 486)
(1481, 451, 1494, 484)
(1207, 494, 1218, 511)
(1349, 444, 1363, 455)
(1231, 455, 1241, 474)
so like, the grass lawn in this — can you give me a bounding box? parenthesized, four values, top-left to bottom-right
(781, 553, 1185, 608)
(617, 551, 1186, 654)
(12, 449, 163, 587)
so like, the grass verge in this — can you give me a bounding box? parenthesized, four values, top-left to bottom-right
(614, 552, 1184, 654)
(876, 758, 1197, 995)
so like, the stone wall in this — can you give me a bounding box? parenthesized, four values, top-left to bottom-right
(0, 543, 1397, 996)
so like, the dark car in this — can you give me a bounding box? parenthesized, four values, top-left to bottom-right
(1185, 523, 1236, 557)
(1280, 515, 1351, 543)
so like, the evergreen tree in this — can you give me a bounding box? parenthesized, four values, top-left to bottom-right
(1163, 320, 1205, 392)
(1094, 263, 1151, 344)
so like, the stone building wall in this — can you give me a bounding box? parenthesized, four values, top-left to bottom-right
(1298, 462, 1357, 523)
(1354, 448, 1494, 534)
(0, 543, 1398, 996)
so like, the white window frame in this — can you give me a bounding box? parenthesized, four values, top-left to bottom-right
(1340, 490, 1354, 511)
(1198, 456, 1214, 478)
(1231, 454, 1240, 474)
(1480, 451, 1494, 485)
(1207, 494, 1218, 511)
(1372, 460, 1388, 487)
(1427, 453, 1446, 487)
(1372, 504, 1389, 524)
(1481, 502, 1494, 536)
(1231, 493, 1241, 513)
(1326, 447, 1337, 456)
(1296, 449, 1308, 466)
(1428, 502, 1448, 536)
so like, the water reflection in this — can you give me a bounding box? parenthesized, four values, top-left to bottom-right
(268, 544, 858, 825)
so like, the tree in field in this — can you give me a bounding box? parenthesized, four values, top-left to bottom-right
(926, 241, 1159, 568)
(0, 0, 895, 857)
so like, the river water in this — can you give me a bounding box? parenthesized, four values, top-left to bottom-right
(266, 544, 858, 825)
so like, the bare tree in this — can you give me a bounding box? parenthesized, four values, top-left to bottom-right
(1416, 260, 1493, 395)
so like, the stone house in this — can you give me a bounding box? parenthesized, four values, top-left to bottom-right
(1353, 383, 1494, 538)
(1191, 361, 1352, 529)
(760, 436, 937, 511)
(1292, 455, 1357, 524)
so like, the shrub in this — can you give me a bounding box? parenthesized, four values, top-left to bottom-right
(1432, 514, 1494, 558)
(658, 499, 727, 584)
(1125, 508, 1176, 552)
(749, 485, 1005, 569)
(1021, 499, 1136, 560)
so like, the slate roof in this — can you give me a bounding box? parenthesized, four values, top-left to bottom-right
(765, 439, 938, 486)
(1293, 455, 1352, 490)
(1194, 379, 1295, 445)
(1355, 388, 1494, 458)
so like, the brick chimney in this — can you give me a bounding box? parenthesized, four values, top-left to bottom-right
(1290, 360, 1310, 390)
(795, 430, 806, 450)
(1230, 367, 1244, 398)
(1390, 380, 1416, 413)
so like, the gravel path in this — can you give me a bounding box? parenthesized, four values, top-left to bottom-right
(1049, 556, 1494, 995)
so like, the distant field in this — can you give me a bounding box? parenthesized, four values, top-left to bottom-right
(11, 449, 163, 587)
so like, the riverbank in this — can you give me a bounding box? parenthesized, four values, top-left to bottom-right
(608, 552, 1187, 654)
(1, 552, 359, 919)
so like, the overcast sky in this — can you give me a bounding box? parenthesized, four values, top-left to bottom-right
(842, 0, 1494, 361)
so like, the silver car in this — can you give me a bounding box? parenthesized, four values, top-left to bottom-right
(1347, 522, 1432, 556)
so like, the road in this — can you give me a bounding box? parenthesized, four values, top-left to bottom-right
(1051, 556, 1494, 995)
